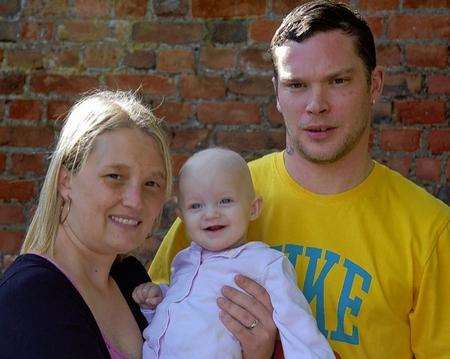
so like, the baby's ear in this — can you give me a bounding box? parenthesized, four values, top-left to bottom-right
(249, 196, 263, 221)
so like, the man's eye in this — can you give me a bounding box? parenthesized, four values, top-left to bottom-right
(332, 78, 348, 85)
(220, 198, 233, 204)
(288, 82, 305, 89)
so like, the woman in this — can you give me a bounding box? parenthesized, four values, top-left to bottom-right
(0, 90, 172, 358)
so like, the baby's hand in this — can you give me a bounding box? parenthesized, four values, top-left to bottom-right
(132, 282, 163, 310)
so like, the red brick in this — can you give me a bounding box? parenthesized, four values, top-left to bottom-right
(0, 204, 24, 224)
(75, 0, 110, 17)
(0, 152, 6, 172)
(6, 49, 44, 69)
(51, 48, 80, 68)
(249, 19, 280, 43)
(84, 45, 123, 68)
(157, 49, 195, 73)
(21, 22, 53, 41)
(192, 0, 265, 18)
(216, 130, 285, 151)
(124, 50, 156, 70)
(180, 75, 226, 99)
(169, 129, 209, 151)
(380, 129, 421, 152)
(240, 48, 272, 70)
(115, 0, 147, 18)
(171, 154, 189, 176)
(133, 22, 203, 44)
(0, 126, 54, 147)
(11, 153, 45, 176)
(153, 0, 189, 17)
(24, 0, 69, 17)
(383, 73, 422, 96)
(228, 76, 273, 96)
(30, 74, 98, 94)
(9, 100, 42, 121)
(106, 75, 176, 96)
(428, 130, 450, 153)
(388, 15, 450, 39)
(0, 180, 35, 201)
(394, 100, 445, 125)
(0, 21, 19, 42)
(57, 21, 109, 42)
(266, 102, 284, 127)
(366, 16, 384, 39)
(373, 101, 392, 121)
(382, 156, 412, 177)
(428, 75, 450, 94)
(153, 101, 194, 125)
(0, 0, 21, 16)
(48, 100, 72, 121)
(200, 47, 236, 70)
(272, 0, 310, 15)
(0, 73, 25, 94)
(406, 45, 447, 68)
(415, 158, 441, 181)
(377, 44, 402, 66)
(358, 0, 399, 10)
(0, 231, 23, 253)
(404, 0, 448, 8)
(446, 160, 450, 180)
(198, 102, 260, 125)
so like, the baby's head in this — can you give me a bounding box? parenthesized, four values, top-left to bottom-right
(177, 148, 262, 251)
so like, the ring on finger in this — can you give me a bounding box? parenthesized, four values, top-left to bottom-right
(247, 319, 258, 330)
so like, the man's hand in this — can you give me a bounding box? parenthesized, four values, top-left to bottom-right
(132, 282, 163, 310)
(217, 275, 277, 359)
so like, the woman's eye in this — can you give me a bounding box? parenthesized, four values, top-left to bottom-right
(146, 180, 160, 188)
(220, 198, 233, 204)
(190, 203, 202, 209)
(107, 174, 121, 180)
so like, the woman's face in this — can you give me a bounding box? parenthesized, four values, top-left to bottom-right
(59, 127, 167, 256)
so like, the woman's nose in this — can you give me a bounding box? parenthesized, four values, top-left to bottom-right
(122, 185, 143, 211)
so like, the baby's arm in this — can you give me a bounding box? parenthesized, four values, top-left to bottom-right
(132, 282, 163, 310)
(264, 255, 335, 359)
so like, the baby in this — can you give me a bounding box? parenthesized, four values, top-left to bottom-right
(133, 148, 334, 358)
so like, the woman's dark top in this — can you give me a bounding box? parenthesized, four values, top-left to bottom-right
(0, 254, 150, 359)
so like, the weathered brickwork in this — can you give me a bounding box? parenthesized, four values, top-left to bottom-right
(0, 0, 449, 271)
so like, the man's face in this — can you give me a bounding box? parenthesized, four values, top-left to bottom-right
(274, 30, 382, 164)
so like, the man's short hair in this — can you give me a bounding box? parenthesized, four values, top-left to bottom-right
(270, 0, 376, 81)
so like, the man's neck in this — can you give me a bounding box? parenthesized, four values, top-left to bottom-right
(284, 146, 374, 195)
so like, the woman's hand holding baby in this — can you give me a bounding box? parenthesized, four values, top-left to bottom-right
(132, 282, 163, 310)
(218, 275, 277, 359)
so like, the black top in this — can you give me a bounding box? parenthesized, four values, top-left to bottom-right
(0, 254, 150, 359)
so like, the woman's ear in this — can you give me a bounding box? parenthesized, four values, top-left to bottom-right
(58, 166, 72, 200)
(249, 196, 263, 221)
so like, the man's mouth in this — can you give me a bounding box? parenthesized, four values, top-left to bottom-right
(204, 225, 226, 232)
(304, 126, 336, 132)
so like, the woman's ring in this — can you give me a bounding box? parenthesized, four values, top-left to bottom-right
(248, 319, 258, 330)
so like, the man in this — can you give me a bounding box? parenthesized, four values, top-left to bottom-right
(150, 1, 450, 358)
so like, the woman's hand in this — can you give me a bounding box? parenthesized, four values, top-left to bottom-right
(217, 275, 277, 359)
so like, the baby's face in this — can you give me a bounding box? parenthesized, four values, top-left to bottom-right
(178, 168, 254, 252)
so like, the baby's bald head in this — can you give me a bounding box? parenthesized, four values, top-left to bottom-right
(178, 148, 255, 202)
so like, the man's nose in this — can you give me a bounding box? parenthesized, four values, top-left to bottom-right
(305, 85, 329, 115)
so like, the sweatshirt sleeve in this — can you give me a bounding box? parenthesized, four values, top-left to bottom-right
(263, 255, 335, 359)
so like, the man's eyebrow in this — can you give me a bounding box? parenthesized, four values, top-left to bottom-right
(279, 67, 356, 83)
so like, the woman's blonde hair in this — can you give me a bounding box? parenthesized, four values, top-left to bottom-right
(21, 90, 172, 255)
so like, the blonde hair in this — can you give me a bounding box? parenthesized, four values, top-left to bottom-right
(21, 90, 172, 255)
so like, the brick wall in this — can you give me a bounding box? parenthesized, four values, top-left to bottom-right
(0, 0, 449, 272)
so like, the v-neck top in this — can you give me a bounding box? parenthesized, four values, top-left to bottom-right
(0, 254, 149, 359)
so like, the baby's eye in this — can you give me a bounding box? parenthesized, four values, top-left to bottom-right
(190, 203, 202, 209)
(107, 174, 121, 180)
(220, 198, 233, 204)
